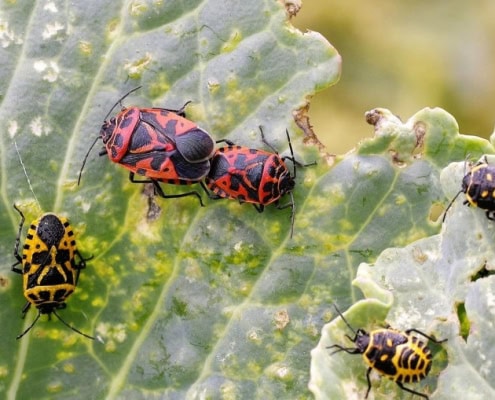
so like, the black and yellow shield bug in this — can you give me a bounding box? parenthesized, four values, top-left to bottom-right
(327, 305, 446, 399)
(12, 204, 96, 340)
(444, 156, 495, 222)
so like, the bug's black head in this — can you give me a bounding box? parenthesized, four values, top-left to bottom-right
(352, 328, 370, 353)
(278, 170, 295, 195)
(37, 302, 61, 315)
(100, 118, 116, 144)
(461, 172, 472, 193)
(37, 215, 65, 248)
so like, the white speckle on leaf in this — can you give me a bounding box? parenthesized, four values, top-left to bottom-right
(42, 22, 65, 40)
(394, 306, 422, 329)
(33, 60, 60, 82)
(247, 328, 263, 344)
(479, 357, 492, 378)
(276, 365, 290, 379)
(44, 2, 58, 12)
(34, 60, 47, 72)
(8, 120, 18, 138)
(486, 289, 495, 315)
(78, 199, 91, 213)
(29, 116, 51, 137)
(30, 117, 43, 137)
(207, 78, 220, 91)
(124, 52, 152, 78)
(0, 19, 23, 48)
(96, 322, 127, 343)
(136, 220, 160, 241)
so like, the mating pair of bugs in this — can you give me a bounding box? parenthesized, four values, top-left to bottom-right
(79, 86, 314, 239)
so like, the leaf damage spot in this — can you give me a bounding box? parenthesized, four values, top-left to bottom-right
(106, 19, 120, 42)
(0, 273, 11, 290)
(413, 121, 426, 156)
(278, 0, 302, 18)
(456, 302, 470, 341)
(33, 60, 60, 82)
(233, 241, 243, 252)
(207, 78, 221, 94)
(124, 52, 152, 79)
(8, 119, 18, 138)
(78, 40, 92, 56)
(0, 19, 23, 48)
(143, 183, 162, 222)
(29, 116, 52, 137)
(46, 380, 63, 393)
(275, 365, 291, 380)
(42, 21, 65, 40)
(44, 2, 58, 13)
(470, 261, 495, 281)
(96, 322, 127, 351)
(171, 297, 188, 317)
(221, 30, 242, 54)
(274, 309, 290, 330)
(294, 103, 335, 165)
(412, 246, 428, 264)
(247, 328, 263, 344)
(428, 203, 444, 223)
(62, 363, 75, 374)
(74, 195, 91, 213)
(129, 0, 148, 16)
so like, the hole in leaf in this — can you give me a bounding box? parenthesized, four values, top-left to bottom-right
(429, 202, 445, 223)
(470, 261, 495, 281)
(456, 302, 470, 341)
(413, 123, 426, 154)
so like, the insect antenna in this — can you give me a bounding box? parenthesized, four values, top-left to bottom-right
(77, 136, 100, 186)
(77, 86, 142, 185)
(102, 85, 142, 122)
(442, 157, 471, 223)
(14, 139, 41, 210)
(442, 189, 464, 223)
(332, 303, 358, 336)
(288, 190, 295, 239)
(52, 309, 99, 341)
(16, 311, 42, 340)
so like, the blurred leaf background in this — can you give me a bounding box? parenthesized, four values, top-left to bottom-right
(295, 0, 495, 153)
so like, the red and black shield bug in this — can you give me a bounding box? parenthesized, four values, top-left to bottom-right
(78, 87, 215, 206)
(204, 127, 315, 238)
(443, 156, 495, 222)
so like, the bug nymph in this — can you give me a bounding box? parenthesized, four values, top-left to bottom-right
(327, 305, 446, 399)
(443, 156, 495, 222)
(12, 204, 97, 340)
